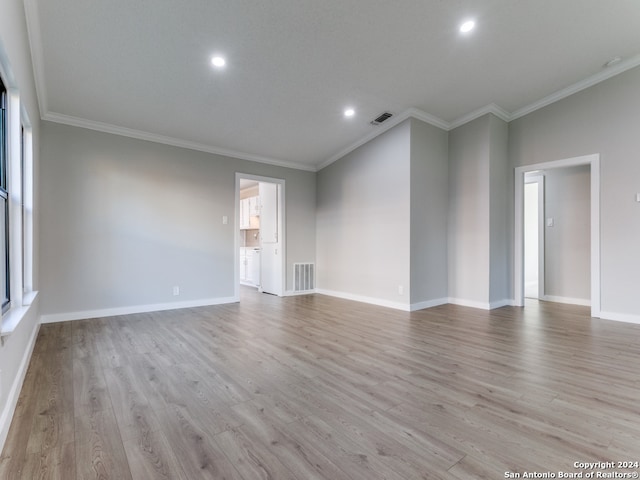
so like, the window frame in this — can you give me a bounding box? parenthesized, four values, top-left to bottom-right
(0, 77, 10, 313)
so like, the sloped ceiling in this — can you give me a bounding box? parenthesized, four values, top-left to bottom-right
(24, 0, 640, 170)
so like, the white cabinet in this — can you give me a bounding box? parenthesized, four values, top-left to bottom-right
(239, 198, 250, 229)
(239, 247, 260, 286)
(249, 196, 260, 217)
(240, 196, 260, 230)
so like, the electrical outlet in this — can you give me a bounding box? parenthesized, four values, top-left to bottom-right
(398, 285, 404, 295)
(172, 286, 180, 296)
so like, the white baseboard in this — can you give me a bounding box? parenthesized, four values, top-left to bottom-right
(447, 297, 515, 310)
(410, 298, 449, 311)
(0, 319, 40, 453)
(40, 296, 239, 324)
(489, 299, 515, 309)
(599, 311, 640, 325)
(448, 297, 491, 310)
(315, 289, 411, 311)
(542, 295, 591, 307)
(284, 289, 316, 297)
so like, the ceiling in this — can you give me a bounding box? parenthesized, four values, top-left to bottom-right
(24, 0, 640, 171)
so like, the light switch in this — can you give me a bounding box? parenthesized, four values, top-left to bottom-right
(546, 218, 554, 227)
(636, 193, 640, 203)
(222, 215, 228, 225)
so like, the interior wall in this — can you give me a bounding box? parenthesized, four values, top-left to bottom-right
(488, 115, 509, 305)
(0, 0, 42, 449)
(409, 118, 448, 305)
(39, 122, 316, 317)
(447, 115, 491, 306)
(544, 165, 591, 302)
(509, 65, 640, 319)
(316, 120, 411, 307)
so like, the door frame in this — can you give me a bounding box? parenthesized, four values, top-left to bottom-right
(235, 173, 286, 300)
(524, 174, 545, 299)
(514, 154, 600, 317)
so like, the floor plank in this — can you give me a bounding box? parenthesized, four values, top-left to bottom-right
(2, 289, 640, 479)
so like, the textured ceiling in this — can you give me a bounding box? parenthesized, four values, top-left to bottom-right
(25, 0, 640, 170)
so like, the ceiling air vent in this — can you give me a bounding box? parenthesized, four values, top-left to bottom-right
(370, 112, 393, 126)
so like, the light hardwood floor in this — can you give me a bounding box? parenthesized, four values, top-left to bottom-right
(1, 288, 640, 479)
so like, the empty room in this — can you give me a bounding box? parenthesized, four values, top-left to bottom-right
(1, 0, 640, 478)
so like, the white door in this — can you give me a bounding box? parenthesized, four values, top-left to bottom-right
(259, 182, 282, 295)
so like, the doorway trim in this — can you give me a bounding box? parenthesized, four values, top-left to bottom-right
(514, 153, 600, 317)
(235, 173, 286, 300)
(524, 174, 545, 300)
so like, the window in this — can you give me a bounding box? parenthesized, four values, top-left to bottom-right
(21, 125, 24, 293)
(0, 78, 9, 312)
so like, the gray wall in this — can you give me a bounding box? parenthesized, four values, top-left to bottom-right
(543, 165, 591, 301)
(0, 0, 42, 446)
(316, 120, 411, 305)
(40, 122, 316, 316)
(448, 115, 491, 305)
(410, 118, 449, 304)
(509, 65, 640, 317)
(488, 115, 509, 304)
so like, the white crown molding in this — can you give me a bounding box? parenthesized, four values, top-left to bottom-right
(316, 109, 414, 170)
(448, 103, 511, 129)
(405, 107, 451, 130)
(23, 0, 48, 116)
(24, 0, 640, 174)
(317, 107, 451, 171)
(510, 53, 640, 121)
(43, 112, 317, 172)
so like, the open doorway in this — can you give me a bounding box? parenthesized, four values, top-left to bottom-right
(235, 173, 285, 300)
(514, 154, 600, 318)
(524, 173, 544, 299)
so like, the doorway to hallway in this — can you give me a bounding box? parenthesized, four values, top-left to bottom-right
(515, 154, 600, 318)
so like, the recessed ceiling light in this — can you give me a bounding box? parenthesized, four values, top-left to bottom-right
(211, 56, 226, 68)
(344, 108, 355, 118)
(460, 20, 475, 33)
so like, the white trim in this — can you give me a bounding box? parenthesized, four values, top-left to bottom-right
(514, 154, 600, 318)
(39, 296, 238, 324)
(600, 311, 640, 325)
(23, 0, 640, 176)
(7, 90, 23, 311)
(317, 109, 416, 170)
(448, 103, 510, 129)
(489, 299, 514, 309)
(448, 297, 491, 310)
(317, 107, 452, 171)
(315, 288, 411, 312)
(410, 298, 449, 311)
(23, 0, 49, 116)
(42, 112, 316, 172)
(283, 289, 316, 297)
(542, 295, 591, 307)
(405, 107, 450, 130)
(1, 291, 38, 336)
(524, 174, 545, 299)
(510, 53, 640, 121)
(0, 317, 39, 453)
